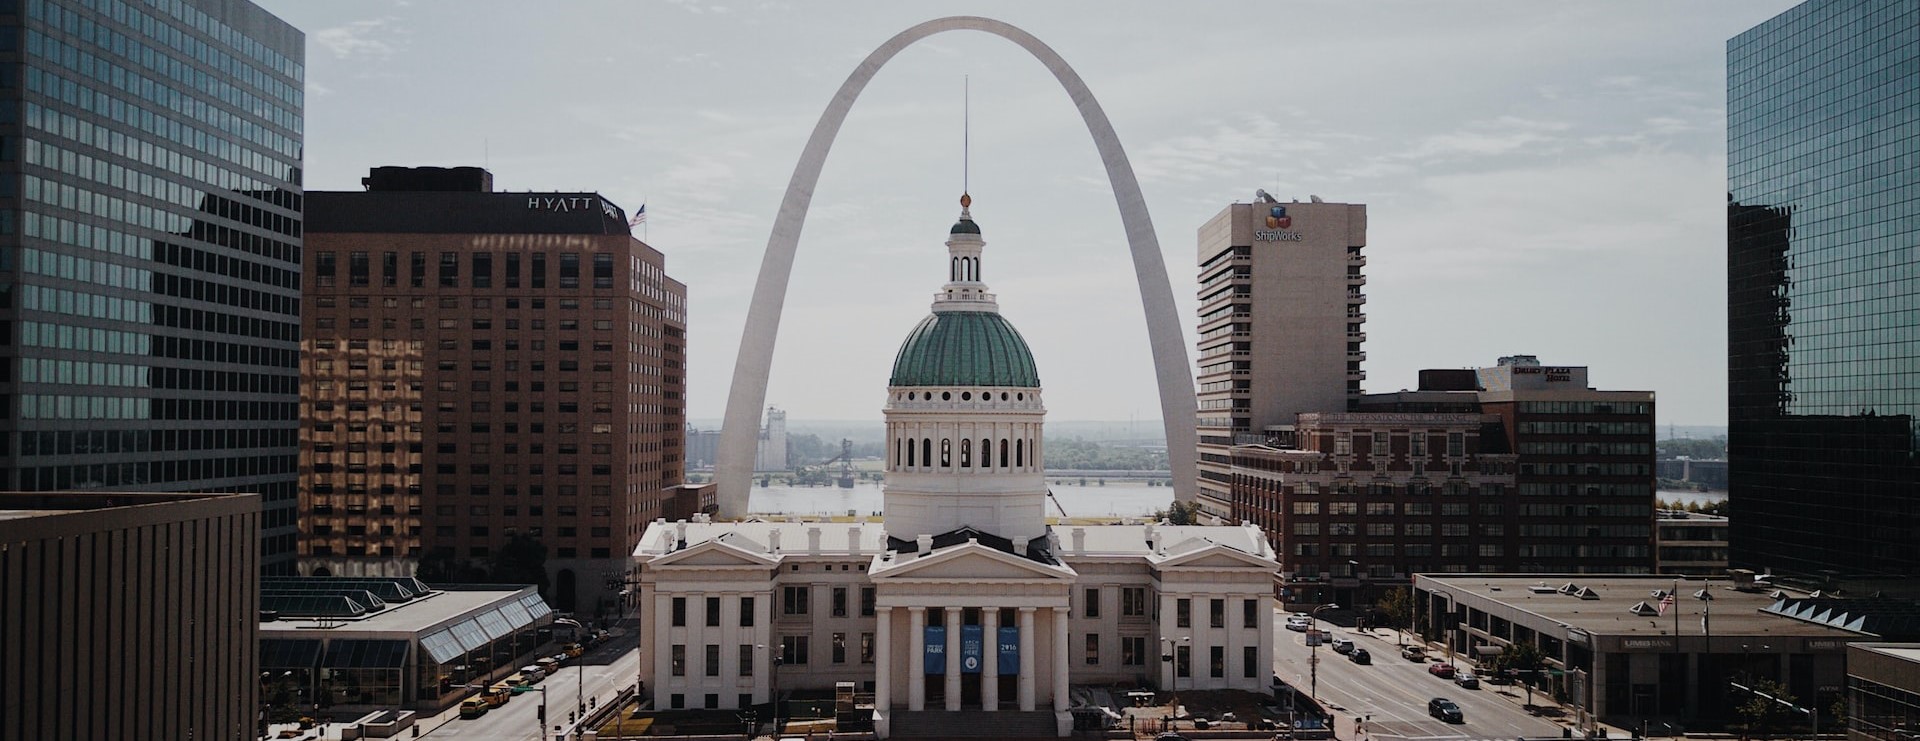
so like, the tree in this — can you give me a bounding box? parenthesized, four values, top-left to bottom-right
(1152, 500, 1205, 525)
(1376, 587, 1413, 646)
(1735, 679, 1797, 740)
(1488, 641, 1548, 708)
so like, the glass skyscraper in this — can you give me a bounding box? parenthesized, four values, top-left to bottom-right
(0, 0, 304, 572)
(1727, 0, 1920, 582)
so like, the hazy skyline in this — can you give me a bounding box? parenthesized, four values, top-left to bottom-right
(260, 1, 1797, 427)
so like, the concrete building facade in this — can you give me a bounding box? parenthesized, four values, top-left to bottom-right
(302, 167, 686, 616)
(0, 0, 306, 573)
(1195, 196, 1368, 516)
(0, 491, 261, 740)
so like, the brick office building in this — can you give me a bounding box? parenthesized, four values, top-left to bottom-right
(301, 166, 686, 615)
(1232, 357, 1655, 609)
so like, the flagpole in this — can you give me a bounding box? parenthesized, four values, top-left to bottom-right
(1672, 579, 1680, 655)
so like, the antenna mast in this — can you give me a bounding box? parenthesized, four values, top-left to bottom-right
(963, 74, 970, 195)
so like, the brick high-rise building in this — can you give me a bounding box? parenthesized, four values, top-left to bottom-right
(0, 0, 306, 573)
(1194, 194, 1367, 516)
(302, 166, 686, 615)
(1233, 356, 1655, 609)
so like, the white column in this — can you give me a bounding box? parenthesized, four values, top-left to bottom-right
(945, 608, 962, 711)
(756, 593, 773, 703)
(1018, 607, 1037, 711)
(654, 593, 672, 694)
(1223, 598, 1237, 690)
(1257, 595, 1275, 691)
(908, 607, 926, 711)
(981, 608, 1000, 711)
(875, 606, 893, 710)
(1051, 606, 1070, 711)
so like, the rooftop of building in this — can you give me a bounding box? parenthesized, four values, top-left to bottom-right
(1850, 643, 1920, 664)
(307, 167, 639, 236)
(261, 583, 547, 637)
(1416, 574, 1860, 639)
(0, 491, 259, 537)
(889, 311, 1041, 388)
(635, 518, 1275, 563)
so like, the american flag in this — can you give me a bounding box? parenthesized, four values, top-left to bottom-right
(628, 203, 647, 226)
(1657, 592, 1675, 616)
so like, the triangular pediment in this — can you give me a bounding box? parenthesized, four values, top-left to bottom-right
(873, 543, 1075, 582)
(650, 536, 779, 569)
(1154, 539, 1278, 571)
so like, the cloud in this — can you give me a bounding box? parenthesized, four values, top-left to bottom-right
(312, 18, 403, 60)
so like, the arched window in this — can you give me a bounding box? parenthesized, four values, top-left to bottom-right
(906, 438, 915, 467)
(895, 438, 902, 467)
(960, 439, 972, 468)
(1016, 439, 1024, 468)
(923, 438, 932, 467)
(941, 439, 952, 468)
(980, 438, 990, 468)
(951, 257, 959, 282)
(1000, 439, 1009, 468)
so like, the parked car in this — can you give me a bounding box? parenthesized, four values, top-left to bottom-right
(482, 686, 510, 707)
(536, 657, 561, 675)
(504, 674, 532, 693)
(1401, 645, 1427, 661)
(459, 698, 489, 719)
(1427, 662, 1456, 679)
(1428, 698, 1463, 723)
(519, 665, 547, 682)
(1286, 617, 1311, 632)
(564, 642, 586, 658)
(1347, 648, 1371, 664)
(1454, 671, 1479, 689)
(1330, 637, 1355, 654)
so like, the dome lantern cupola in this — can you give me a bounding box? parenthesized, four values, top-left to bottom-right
(882, 194, 1048, 540)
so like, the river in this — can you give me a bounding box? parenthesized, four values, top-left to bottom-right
(746, 480, 1174, 518)
(743, 481, 1725, 518)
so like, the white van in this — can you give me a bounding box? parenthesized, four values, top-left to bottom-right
(519, 665, 547, 682)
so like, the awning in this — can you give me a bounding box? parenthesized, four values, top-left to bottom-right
(261, 638, 322, 670)
(475, 607, 513, 641)
(322, 639, 410, 669)
(420, 630, 465, 665)
(1474, 645, 1506, 656)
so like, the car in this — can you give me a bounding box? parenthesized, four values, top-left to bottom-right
(1330, 637, 1355, 654)
(1401, 645, 1427, 662)
(1285, 618, 1311, 632)
(564, 642, 586, 658)
(482, 686, 510, 707)
(1427, 697, 1463, 723)
(1454, 671, 1479, 689)
(519, 665, 547, 682)
(536, 657, 561, 675)
(459, 698, 490, 719)
(1428, 662, 1456, 679)
(1347, 648, 1371, 664)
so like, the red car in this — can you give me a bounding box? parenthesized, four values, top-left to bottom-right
(1427, 662, 1456, 679)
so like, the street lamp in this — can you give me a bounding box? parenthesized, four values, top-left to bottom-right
(757, 643, 787, 736)
(1310, 603, 1338, 700)
(555, 617, 587, 739)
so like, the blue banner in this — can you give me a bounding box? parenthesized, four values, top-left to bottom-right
(924, 626, 946, 674)
(998, 626, 1020, 675)
(960, 625, 984, 674)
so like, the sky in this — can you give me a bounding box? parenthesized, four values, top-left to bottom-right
(258, 0, 1799, 428)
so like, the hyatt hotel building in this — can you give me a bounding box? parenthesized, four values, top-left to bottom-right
(0, 0, 306, 573)
(302, 166, 686, 615)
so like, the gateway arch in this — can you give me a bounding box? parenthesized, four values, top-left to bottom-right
(715, 16, 1197, 517)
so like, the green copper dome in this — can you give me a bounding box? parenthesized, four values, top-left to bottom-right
(889, 311, 1040, 388)
(949, 216, 980, 235)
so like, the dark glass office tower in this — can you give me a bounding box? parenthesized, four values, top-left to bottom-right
(0, 0, 305, 573)
(1727, 0, 1920, 582)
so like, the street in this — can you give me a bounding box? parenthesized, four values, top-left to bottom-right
(1273, 612, 1568, 741)
(425, 629, 641, 741)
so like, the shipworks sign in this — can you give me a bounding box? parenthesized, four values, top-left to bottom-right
(1255, 205, 1303, 242)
